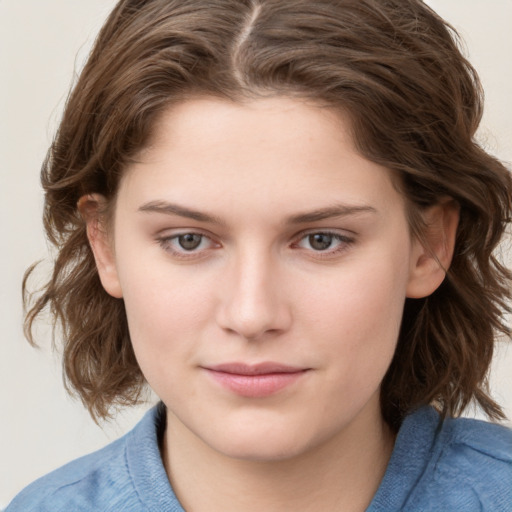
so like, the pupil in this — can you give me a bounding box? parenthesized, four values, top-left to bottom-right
(179, 234, 202, 250)
(309, 233, 332, 251)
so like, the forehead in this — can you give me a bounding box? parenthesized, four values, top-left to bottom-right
(119, 96, 405, 222)
(142, 96, 352, 168)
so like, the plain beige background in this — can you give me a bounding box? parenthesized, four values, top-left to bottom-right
(1, 0, 511, 507)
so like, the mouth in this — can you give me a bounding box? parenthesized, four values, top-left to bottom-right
(201, 362, 310, 398)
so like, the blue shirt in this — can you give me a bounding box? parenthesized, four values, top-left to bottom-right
(7, 404, 512, 511)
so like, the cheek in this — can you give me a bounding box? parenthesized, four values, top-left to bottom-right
(116, 260, 215, 378)
(298, 252, 409, 387)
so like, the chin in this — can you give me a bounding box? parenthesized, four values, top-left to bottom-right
(215, 437, 309, 463)
(201, 420, 328, 463)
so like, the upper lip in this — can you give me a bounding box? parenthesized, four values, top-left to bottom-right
(204, 362, 308, 375)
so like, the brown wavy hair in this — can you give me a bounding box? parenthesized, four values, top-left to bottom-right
(24, 0, 512, 428)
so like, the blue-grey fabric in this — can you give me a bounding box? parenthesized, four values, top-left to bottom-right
(7, 404, 512, 511)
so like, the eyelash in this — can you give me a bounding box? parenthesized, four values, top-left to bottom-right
(156, 230, 355, 260)
(291, 231, 355, 259)
(157, 231, 219, 260)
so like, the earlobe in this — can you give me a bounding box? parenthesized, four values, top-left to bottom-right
(406, 199, 460, 299)
(78, 194, 123, 299)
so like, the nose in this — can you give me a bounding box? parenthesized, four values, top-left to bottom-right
(216, 250, 292, 341)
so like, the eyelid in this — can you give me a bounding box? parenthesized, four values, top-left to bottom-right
(292, 228, 355, 242)
(156, 229, 221, 259)
(155, 227, 356, 261)
(290, 229, 356, 258)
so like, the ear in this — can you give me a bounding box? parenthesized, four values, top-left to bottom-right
(406, 199, 460, 299)
(78, 194, 123, 299)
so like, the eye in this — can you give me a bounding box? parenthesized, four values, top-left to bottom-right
(293, 231, 354, 256)
(157, 232, 219, 258)
(176, 233, 203, 251)
(306, 233, 336, 251)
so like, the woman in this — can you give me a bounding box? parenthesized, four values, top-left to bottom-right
(8, 0, 512, 510)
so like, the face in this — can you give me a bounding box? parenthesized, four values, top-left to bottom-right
(95, 97, 431, 461)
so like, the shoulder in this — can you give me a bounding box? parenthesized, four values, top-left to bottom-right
(410, 409, 512, 511)
(5, 406, 166, 512)
(444, 413, 512, 465)
(370, 407, 512, 511)
(5, 435, 141, 512)
(431, 414, 512, 509)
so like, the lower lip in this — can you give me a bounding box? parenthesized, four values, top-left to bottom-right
(205, 370, 307, 398)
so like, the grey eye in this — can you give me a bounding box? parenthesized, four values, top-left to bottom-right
(308, 233, 333, 251)
(178, 233, 203, 250)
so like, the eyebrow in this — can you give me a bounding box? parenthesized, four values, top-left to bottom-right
(138, 200, 377, 225)
(138, 200, 226, 225)
(286, 204, 377, 224)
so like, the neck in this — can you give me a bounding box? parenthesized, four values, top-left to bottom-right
(162, 399, 395, 512)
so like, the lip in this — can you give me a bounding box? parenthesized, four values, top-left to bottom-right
(202, 362, 310, 398)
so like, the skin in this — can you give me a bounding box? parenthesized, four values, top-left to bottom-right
(84, 97, 458, 511)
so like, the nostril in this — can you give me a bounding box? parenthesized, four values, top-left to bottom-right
(216, 301, 292, 341)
